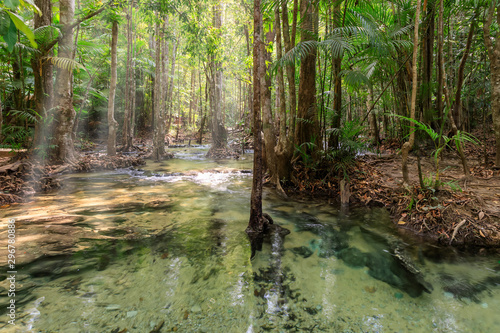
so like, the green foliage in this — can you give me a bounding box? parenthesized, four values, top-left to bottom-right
(1, 124, 33, 149)
(295, 140, 317, 169)
(324, 120, 367, 180)
(0, 0, 38, 52)
(393, 113, 480, 189)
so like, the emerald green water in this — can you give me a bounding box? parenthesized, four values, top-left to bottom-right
(0, 146, 499, 332)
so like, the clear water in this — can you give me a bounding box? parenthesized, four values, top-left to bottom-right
(0, 146, 499, 332)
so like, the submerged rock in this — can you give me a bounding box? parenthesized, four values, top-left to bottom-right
(290, 246, 314, 258)
(338, 248, 367, 268)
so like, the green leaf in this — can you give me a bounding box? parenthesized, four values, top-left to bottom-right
(4, 0, 20, 10)
(6, 11, 37, 48)
(0, 11, 10, 36)
(3, 19, 17, 52)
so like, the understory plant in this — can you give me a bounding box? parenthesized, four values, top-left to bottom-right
(325, 120, 367, 180)
(394, 114, 480, 190)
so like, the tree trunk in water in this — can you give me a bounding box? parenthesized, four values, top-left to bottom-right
(107, 21, 118, 156)
(484, 2, 500, 167)
(152, 15, 165, 161)
(53, 0, 77, 164)
(295, 0, 319, 153)
(401, 0, 422, 185)
(32, 0, 53, 151)
(248, 0, 265, 234)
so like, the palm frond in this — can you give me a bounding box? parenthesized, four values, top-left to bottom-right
(44, 56, 85, 72)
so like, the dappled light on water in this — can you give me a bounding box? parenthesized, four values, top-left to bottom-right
(0, 146, 499, 332)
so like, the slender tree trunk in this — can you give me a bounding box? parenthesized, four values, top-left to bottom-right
(208, 2, 227, 155)
(123, 0, 135, 150)
(107, 21, 118, 156)
(282, 0, 297, 138)
(295, 0, 319, 153)
(248, 0, 264, 233)
(453, 14, 476, 129)
(152, 15, 165, 161)
(483, 0, 500, 167)
(262, 25, 277, 182)
(274, 6, 292, 182)
(421, 2, 434, 123)
(328, 1, 343, 150)
(52, 0, 77, 164)
(166, 39, 177, 134)
(32, 0, 53, 151)
(436, 0, 444, 129)
(401, 0, 422, 185)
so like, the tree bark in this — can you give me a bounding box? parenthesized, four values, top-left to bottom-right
(107, 21, 118, 156)
(248, 0, 265, 233)
(32, 0, 53, 151)
(122, 0, 135, 150)
(483, 0, 500, 167)
(436, 0, 444, 129)
(152, 14, 165, 161)
(453, 14, 475, 129)
(52, 0, 77, 164)
(274, 6, 293, 182)
(401, 0, 422, 185)
(282, 0, 297, 140)
(295, 0, 319, 153)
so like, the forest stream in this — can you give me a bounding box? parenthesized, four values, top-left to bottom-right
(1, 146, 500, 332)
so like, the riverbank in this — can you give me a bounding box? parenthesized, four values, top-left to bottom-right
(281, 137, 500, 249)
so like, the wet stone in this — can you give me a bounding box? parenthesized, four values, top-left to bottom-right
(290, 246, 314, 258)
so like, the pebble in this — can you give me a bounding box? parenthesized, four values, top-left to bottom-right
(191, 305, 202, 313)
(106, 304, 121, 310)
(127, 310, 138, 318)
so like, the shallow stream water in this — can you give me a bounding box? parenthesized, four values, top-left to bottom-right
(0, 146, 499, 332)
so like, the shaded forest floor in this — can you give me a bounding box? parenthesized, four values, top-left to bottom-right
(283, 129, 500, 249)
(1, 127, 499, 248)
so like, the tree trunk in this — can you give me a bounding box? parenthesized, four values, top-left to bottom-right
(483, 1, 500, 167)
(208, 2, 227, 155)
(274, 6, 293, 182)
(282, 0, 297, 140)
(107, 21, 118, 156)
(328, 1, 342, 150)
(422, 2, 434, 123)
(436, 0, 444, 129)
(401, 0, 422, 185)
(295, 0, 319, 153)
(262, 26, 277, 182)
(453, 14, 475, 129)
(248, 0, 265, 233)
(122, 0, 135, 150)
(32, 0, 53, 151)
(52, 0, 77, 164)
(152, 15, 165, 161)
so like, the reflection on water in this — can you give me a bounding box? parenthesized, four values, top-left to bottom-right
(0, 146, 499, 332)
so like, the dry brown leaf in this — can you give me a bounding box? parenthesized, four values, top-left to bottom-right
(398, 221, 406, 225)
(479, 230, 485, 238)
(479, 211, 485, 220)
